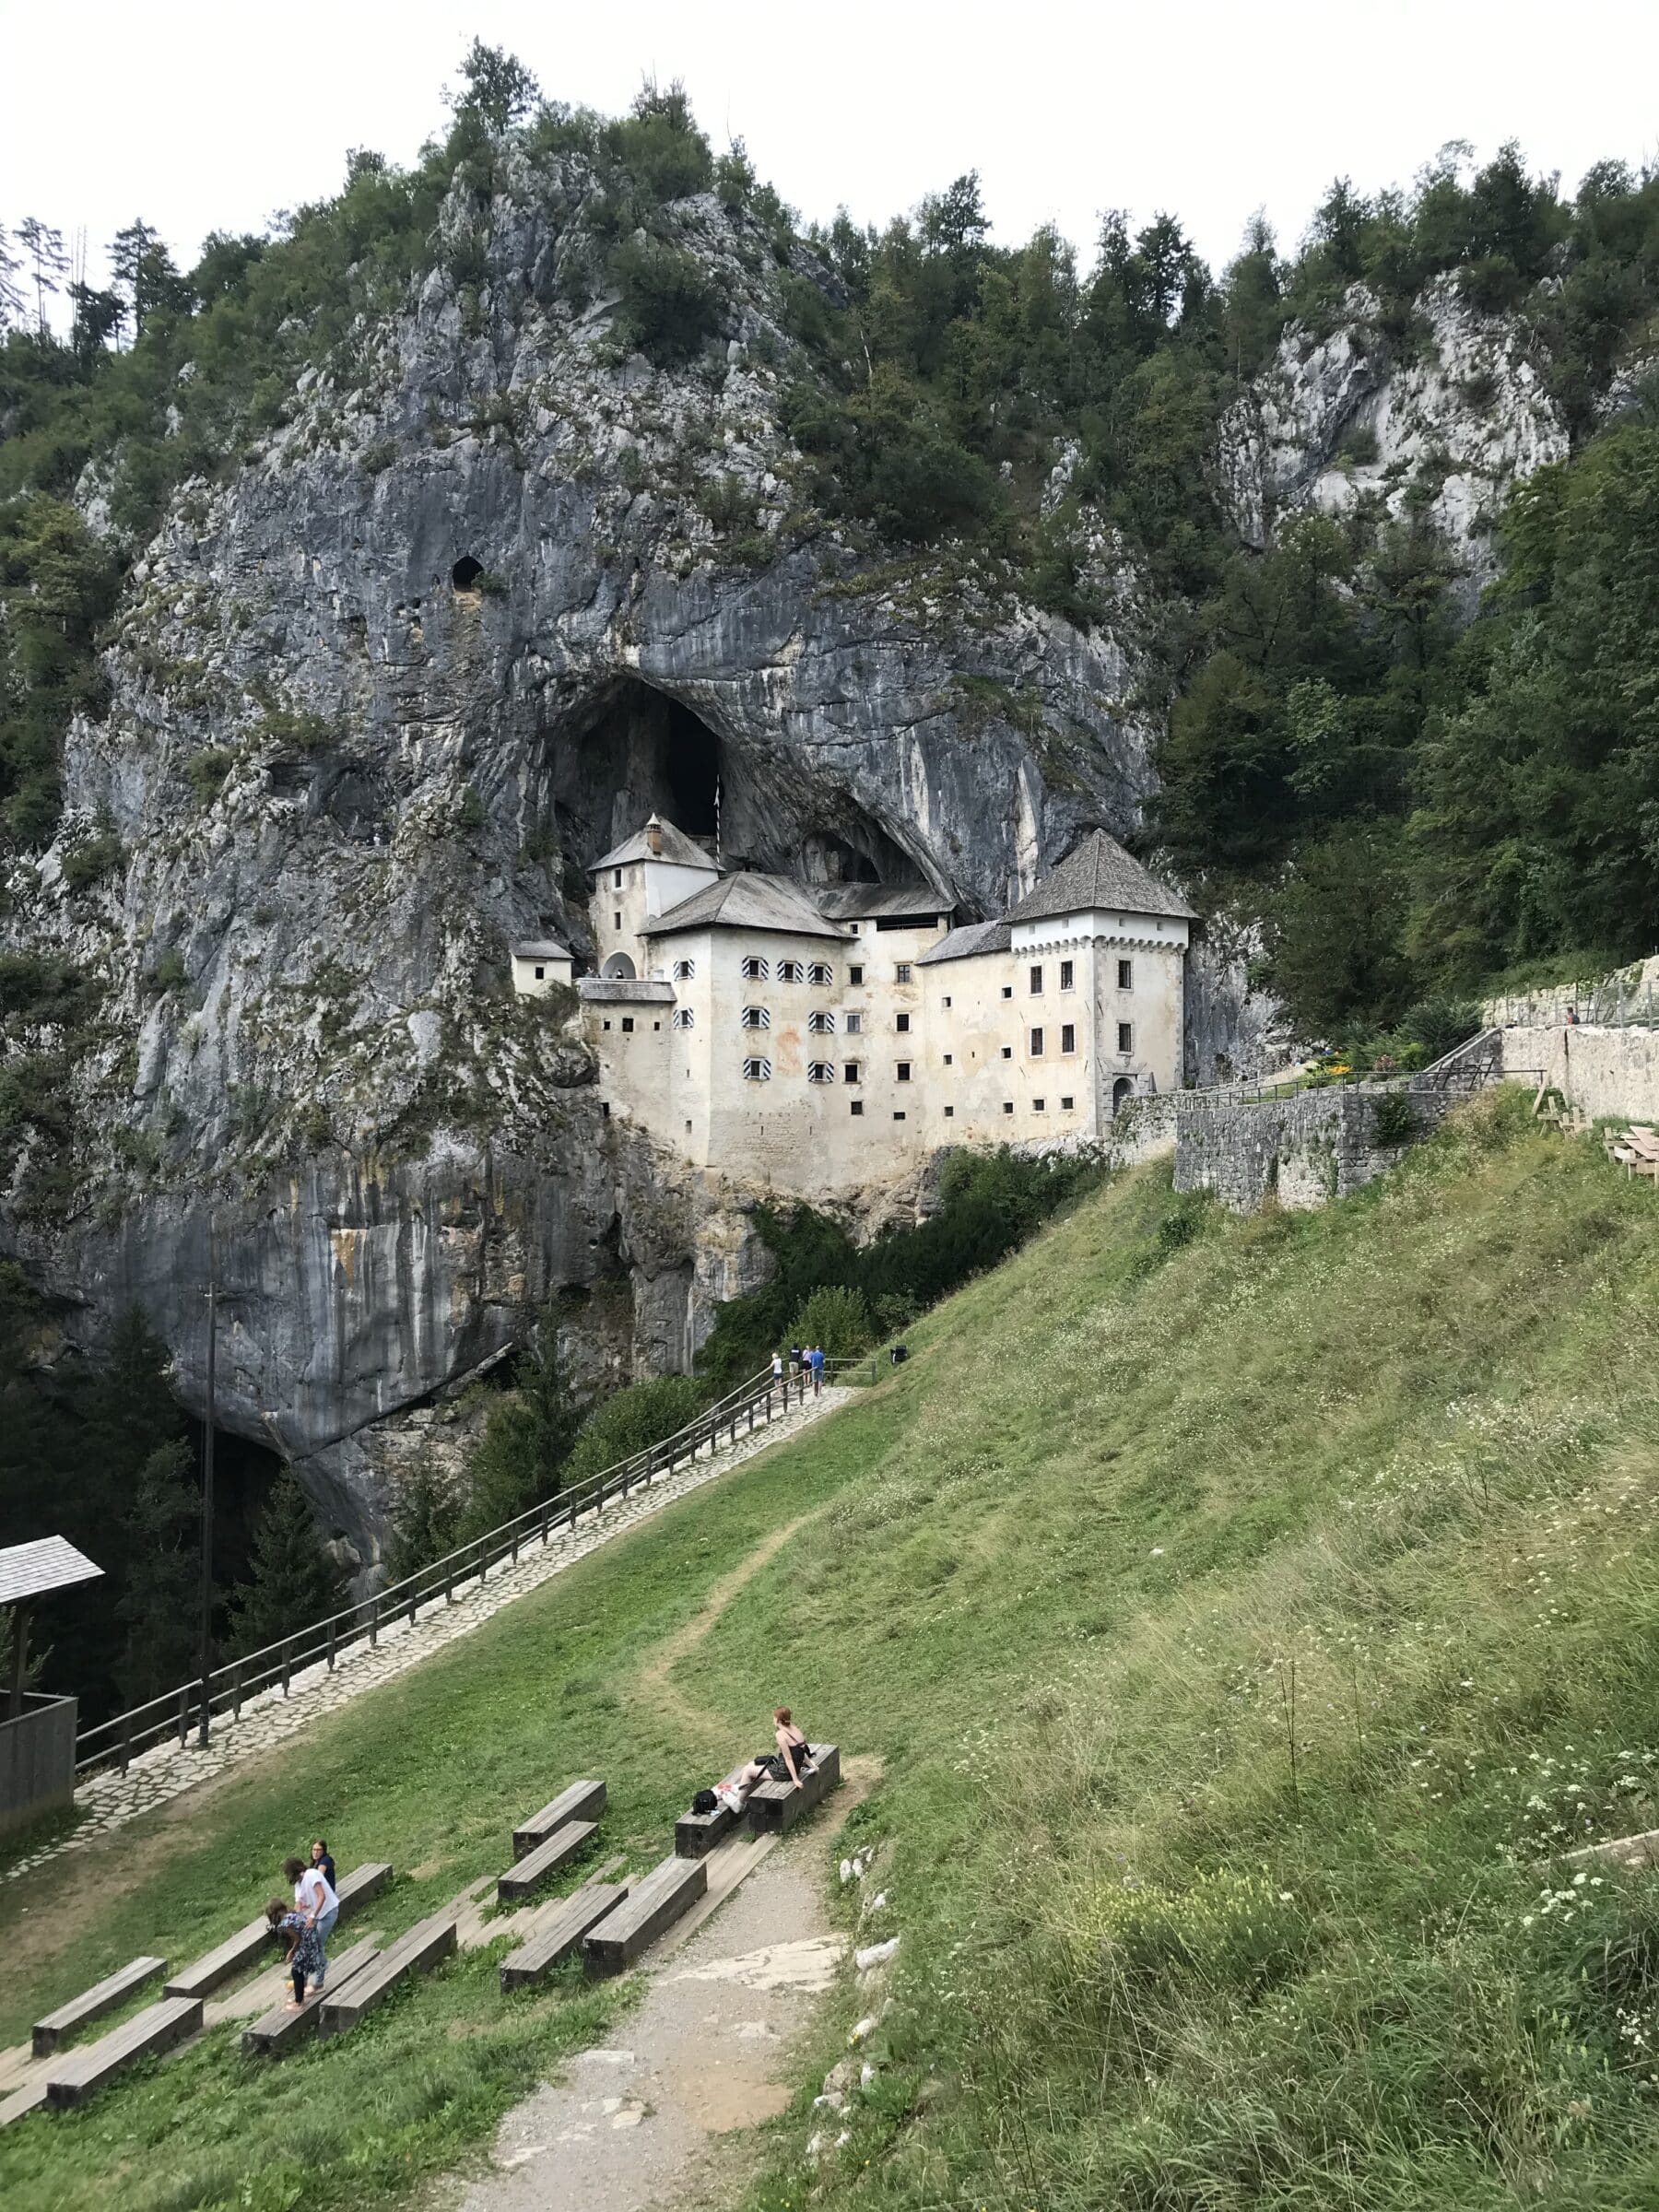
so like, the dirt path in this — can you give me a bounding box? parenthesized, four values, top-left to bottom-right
(461, 1841, 841, 2212)
(638, 1512, 819, 1742)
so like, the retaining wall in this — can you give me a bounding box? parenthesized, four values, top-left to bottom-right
(1499, 1024, 1659, 1123)
(1173, 1087, 1455, 1214)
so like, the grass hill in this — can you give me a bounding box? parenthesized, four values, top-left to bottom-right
(5, 1090, 1659, 2210)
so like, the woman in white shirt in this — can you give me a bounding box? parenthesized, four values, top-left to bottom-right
(284, 1853, 340, 1987)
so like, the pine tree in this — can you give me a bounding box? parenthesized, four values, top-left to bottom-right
(455, 1300, 578, 1543)
(116, 1441, 201, 1702)
(384, 1456, 461, 1583)
(229, 1472, 349, 1657)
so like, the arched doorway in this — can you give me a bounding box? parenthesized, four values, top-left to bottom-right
(602, 952, 637, 980)
(1112, 1076, 1134, 1117)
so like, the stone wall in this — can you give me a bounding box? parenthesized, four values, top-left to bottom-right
(1173, 1086, 1454, 1214)
(1498, 1024, 1659, 1123)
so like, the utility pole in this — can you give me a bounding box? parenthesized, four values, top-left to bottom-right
(196, 1217, 218, 1747)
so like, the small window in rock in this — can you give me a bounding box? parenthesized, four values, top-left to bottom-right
(451, 555, 485, 591)
(602, 1101, 611, 1118)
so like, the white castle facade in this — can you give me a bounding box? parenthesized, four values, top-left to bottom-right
(512, 816, 1194, 1199)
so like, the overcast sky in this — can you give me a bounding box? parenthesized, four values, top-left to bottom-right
(5, 1, 1658, 305)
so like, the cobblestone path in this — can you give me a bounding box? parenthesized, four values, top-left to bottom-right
(5, 1387, 851, 1886)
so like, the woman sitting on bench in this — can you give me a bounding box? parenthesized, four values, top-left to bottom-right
(772, 1708, 813, 1788)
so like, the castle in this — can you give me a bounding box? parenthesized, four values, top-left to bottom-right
(512, 817, 1194, 1198)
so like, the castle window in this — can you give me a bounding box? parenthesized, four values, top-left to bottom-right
(1001, 985, 1012, 1000)
(613, 912, 621, 930)
(673, 958, 695, 980)
(808, 961, 834, 986)
(807, 1061, 835, 1083)
(741, 1006, 771, 1030)
(849, 965, 864, 985)
(621, 1017, 634, 1033)
(1003, 1100, 1014, 1114)
(845, 1012, 862, 1034)
(614, 868, 623, 888)
(896, 1012, 911, 1034)
(534, 965, 545, 980)
(1118, 1022, 1133, 1053)
(851, 1100, 864, 1115)
(892, 1111, 906, 1121)
(1061, 1023, 1076, 1054)
(1033, 1098, 1045, 1112)
(1030, 1027, 1044, 1056)
(1001, 1045, 1012, 1060)
(673, 1007, 694, 1030)
(1030, 965, 1043, 994)
(741, 955, 769, 981)
(603, 1019, 612, 1031)
(943, 1053, 952, 1065)
(941, 994, 952, 1008)
(1061, 959, 1075, 991)
(1061, 1095, 1075, 1110)
(896, 1061, 912, 1082)
(808, 1009, 835, 1033)
(776, 959, 804, 983)
(895, 963, 912, 983)
(844, 1061, 860, 1083)
(1118, 958, 1134, 990)
(944, 1104, 954, 1118)
(742, 1056, 772, 1081)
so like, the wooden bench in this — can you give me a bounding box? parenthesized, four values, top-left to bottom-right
(676, 1766, 751, 1859)
(317, 1911, 456, 2039)
(165, 1917, 277, 2000)
(497, 1818, 597, 1903)
(334, 1860, 394, 1917)
(1623, 1128, 1659, 1182)
(512, 1779, 606, 1860)
(582, 1855, 707, 1976)
(33, 1955, 166, 2057)
(242, 1938, 380, 2056)
(747, 1744, 841, 1835)
(500, 1879, 629, 1991)
(44, 1994, 203, 2108)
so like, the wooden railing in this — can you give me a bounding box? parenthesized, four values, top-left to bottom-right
(75, 1358, 868, 1779)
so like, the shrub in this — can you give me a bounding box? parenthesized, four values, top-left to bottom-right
(562, 1374, 710, 1487)
(60, 830, 124, 890)
(187, 747, 234, 803)
(611, 232, 724, 364)
(790, 1284, 871, 1359)
(1372, 1091, 1417, 1146)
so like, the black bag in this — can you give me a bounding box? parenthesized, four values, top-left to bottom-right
(692, 1788, 719, 1815)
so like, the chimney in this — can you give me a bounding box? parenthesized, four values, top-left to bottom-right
(645, 814, 664, 856)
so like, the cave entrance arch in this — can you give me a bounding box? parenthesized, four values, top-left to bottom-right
(602, 952, 637, 979)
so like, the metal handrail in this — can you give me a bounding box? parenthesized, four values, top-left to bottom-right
(76, 1359, 823, 1777)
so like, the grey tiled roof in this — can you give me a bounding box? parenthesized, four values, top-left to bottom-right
(816, 883, 956, 921)
(1006, 830, 1195, 925)
(510, 939, 571, 959)
(578, 978, 676, 1003)
(641, 872, 850, 941)
(0, 1535, 103, 1606)
(591, 818, 717, 872)
(917, 919, 1014, 966)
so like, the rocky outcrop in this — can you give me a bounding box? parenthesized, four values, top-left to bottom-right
(1218, 276, 1568, 595)
(2, 146, 1162, 1558)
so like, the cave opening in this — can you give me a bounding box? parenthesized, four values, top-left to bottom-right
(184, 1416, 290, 1638)
(452, 555, 485, 591)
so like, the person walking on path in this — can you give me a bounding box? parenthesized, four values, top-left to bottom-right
(771, 1350, 783, 1389)
(809, 1345, 825, 1396)
(286, 1853, 339, 1988)
(788, 1345, 801, 1383)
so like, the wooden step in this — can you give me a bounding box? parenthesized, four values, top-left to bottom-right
(241, 1938, 381, 2056)
(0, 2078, 50, 2129)
(500, 1881, 629, 1991)
(335, 1861, 393, 1917)
(583, 1854, 706, 1976)
(512, 1779, 606, 1860)
(44, 1995, 203, 2108)
(33, 1955, 166, 2057)
(165, 1917, 276, 2000)
(317, 1912, 456, 2039)
(497, 1818, 597, 1903)
(747, 1744, 841, 1835)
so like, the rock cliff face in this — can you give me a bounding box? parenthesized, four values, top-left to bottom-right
(1218, 276, 1568, 597)
(2, 153, 1568, 1559)
(2, 149, 1160, 1559)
